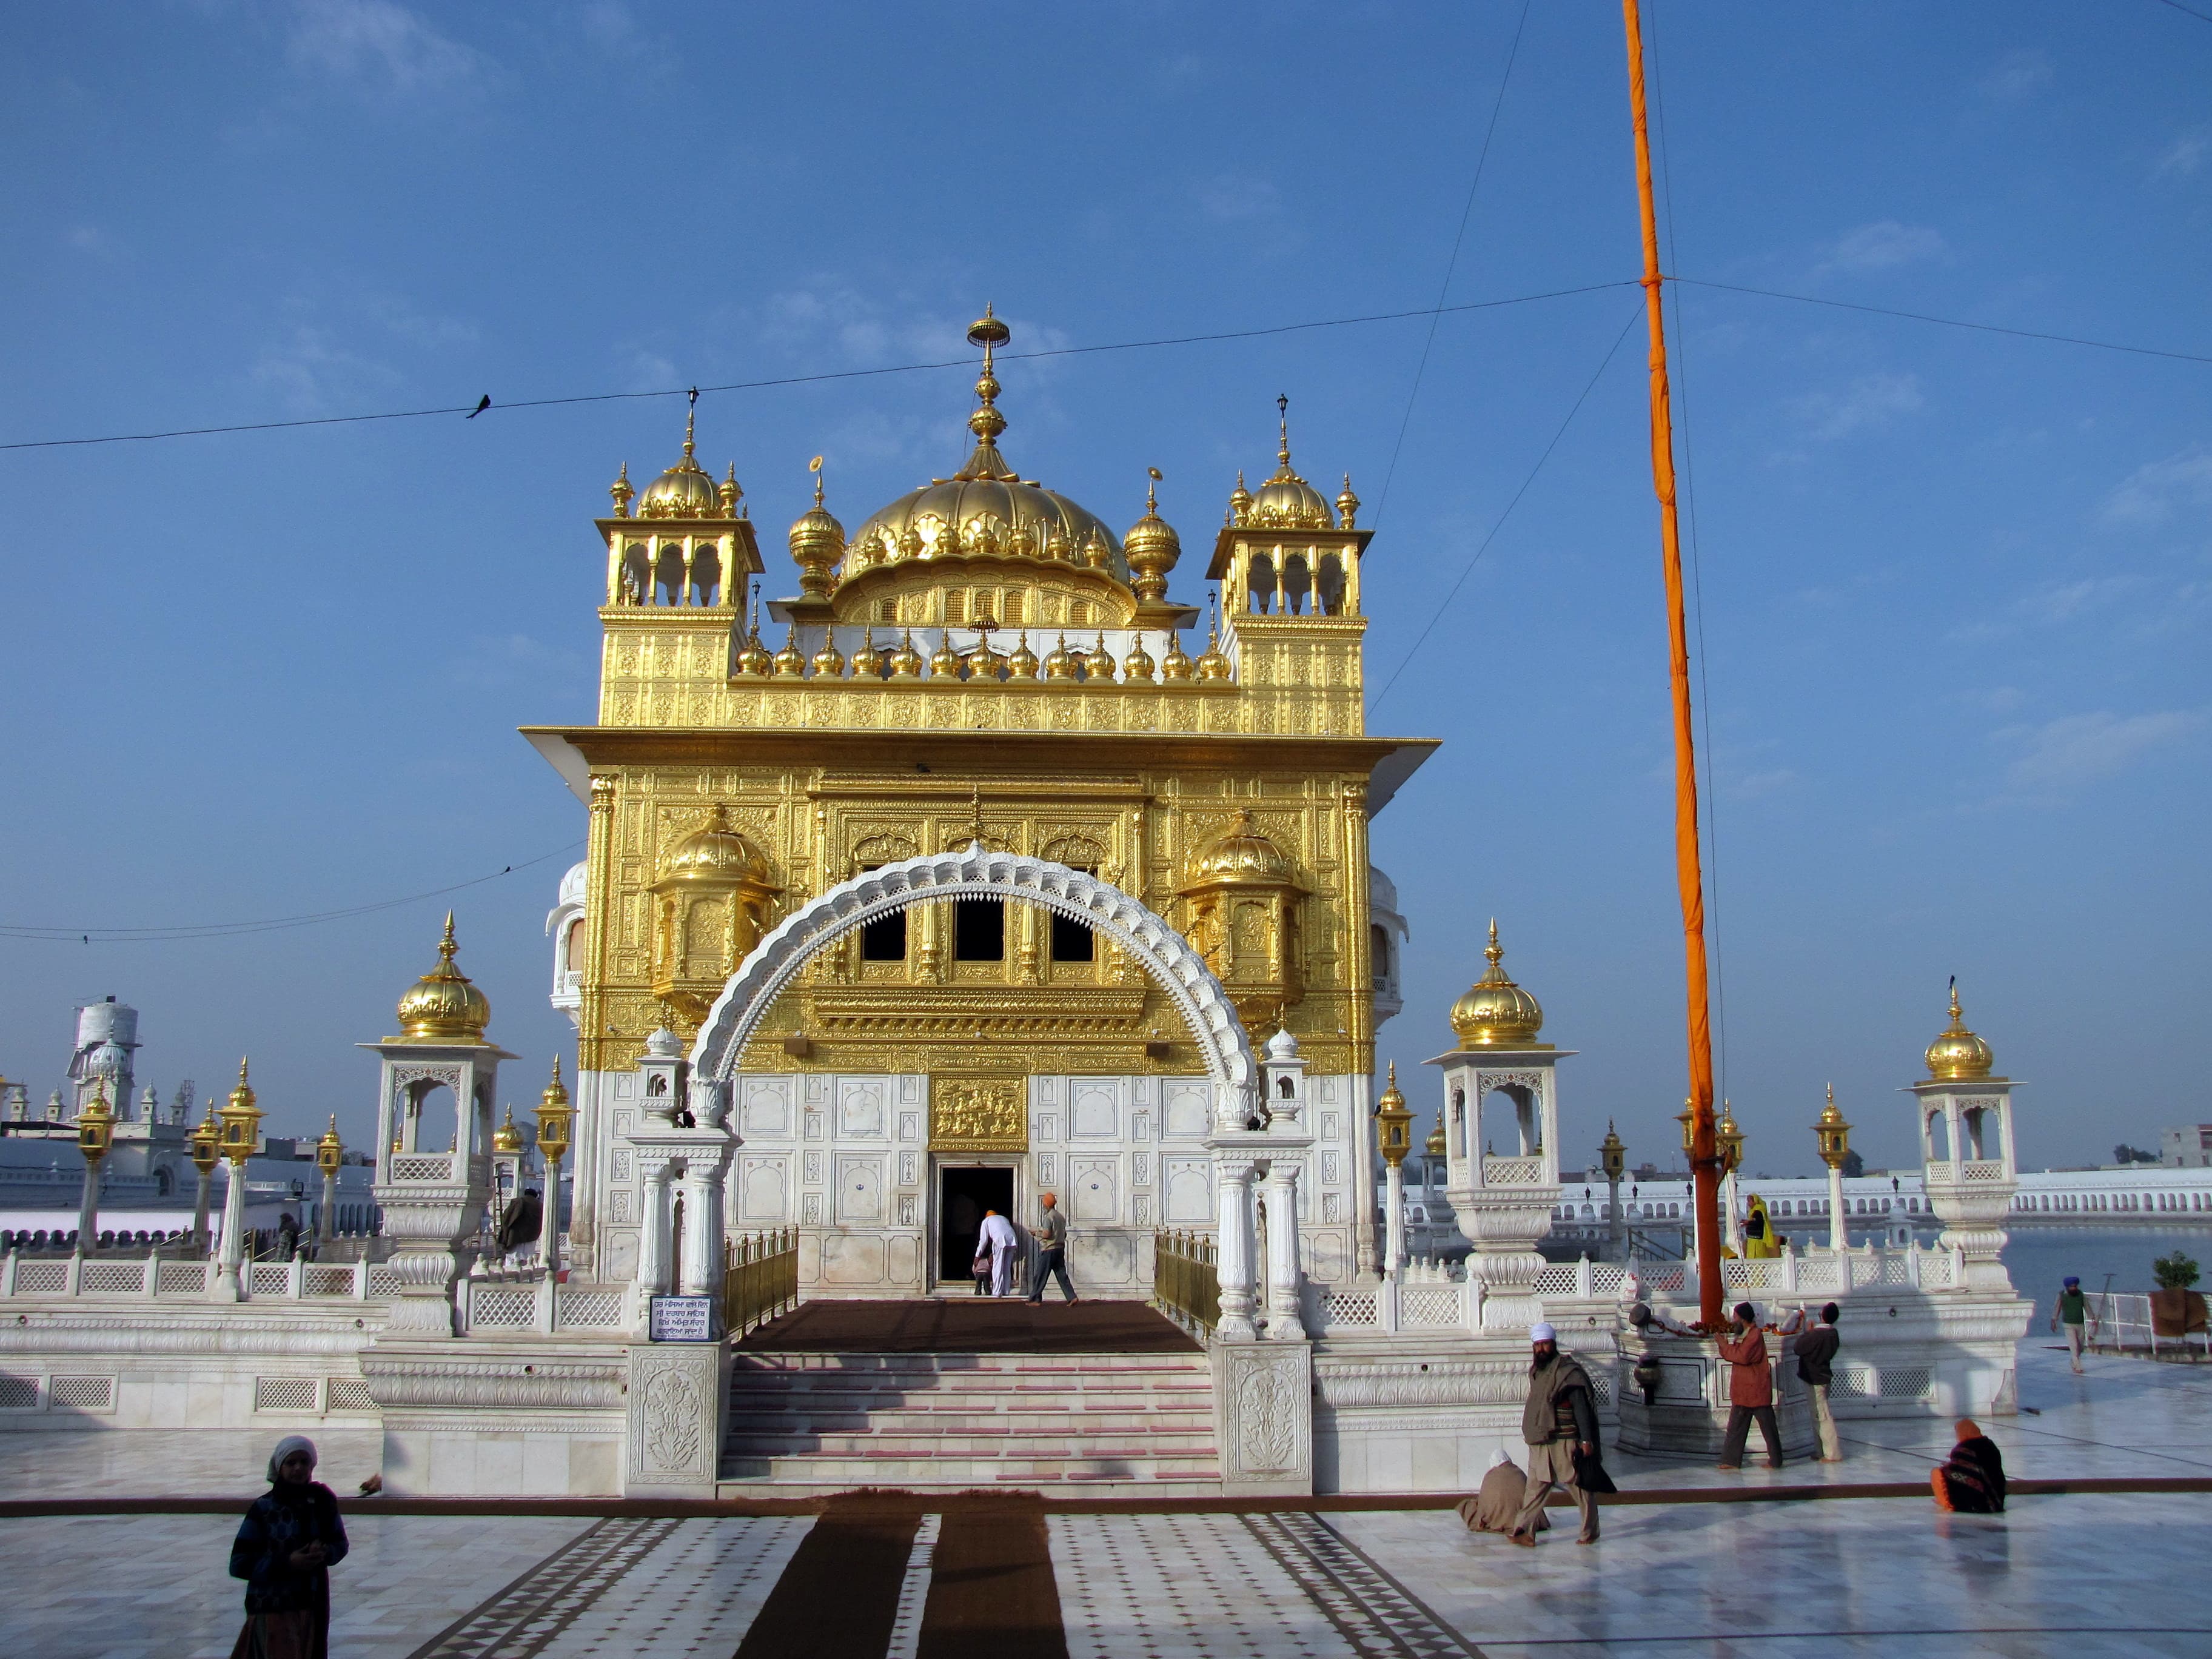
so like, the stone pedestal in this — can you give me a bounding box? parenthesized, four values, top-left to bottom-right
(1213, 1338, 1314, 1496)
(626, 1339, 729, 1498)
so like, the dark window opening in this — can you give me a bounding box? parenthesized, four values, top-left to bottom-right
(1051, 911, 1094, 962)
(954, 899, 1004, 961)
(861, 910, 907, 962)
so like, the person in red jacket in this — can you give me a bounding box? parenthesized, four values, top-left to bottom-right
(1715, 1301, 1785, 1470)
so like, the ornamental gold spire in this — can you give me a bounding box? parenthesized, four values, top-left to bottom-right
(953, 304, 1018, 483)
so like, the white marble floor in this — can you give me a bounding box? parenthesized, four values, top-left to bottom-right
(1, 1344, 2207, 1657)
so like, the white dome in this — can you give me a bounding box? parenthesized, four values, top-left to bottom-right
(1265, 1027, 1301, 1061)
(557, 860, 588, 908)
(86, 1040, 129, 1077)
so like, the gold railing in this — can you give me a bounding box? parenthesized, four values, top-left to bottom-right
(723, 1227, 798, 1339)
(1153, 1227, 1219, 1338)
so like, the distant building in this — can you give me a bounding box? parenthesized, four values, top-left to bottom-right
(2160, 1125, 2212, 1168)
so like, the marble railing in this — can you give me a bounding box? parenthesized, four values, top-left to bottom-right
(0, 1252, 394, 1301)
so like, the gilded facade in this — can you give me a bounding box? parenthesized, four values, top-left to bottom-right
(528, 312, 1436, 1296)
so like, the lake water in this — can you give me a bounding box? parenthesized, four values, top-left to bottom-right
(2002, 1226, 2212, 1325)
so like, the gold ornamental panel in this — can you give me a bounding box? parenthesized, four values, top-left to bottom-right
(930, 1076, 1028, 1155)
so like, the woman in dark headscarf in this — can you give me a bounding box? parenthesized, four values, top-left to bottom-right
(229, 1435, 349, 1658)
(1931, 1418, 2007, 1513)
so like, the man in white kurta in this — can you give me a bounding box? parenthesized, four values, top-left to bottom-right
(978, 1209, 1020, 1297)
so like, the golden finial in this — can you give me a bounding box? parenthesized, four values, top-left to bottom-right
(809, 454, 826, 508)
(719, 462, 742, 517)
(682, 390, 697, 458)
(1337, 472, 1359, 529)
(1485, 917, 1503, 972)
(610, 461, 634, 518)
(1146, 465, 1162, 514)
(1276, 394, 1292, 472)
(963, 785, 986, 849)
(956, 304, 1014, 478)
(439, 912, 458, 962)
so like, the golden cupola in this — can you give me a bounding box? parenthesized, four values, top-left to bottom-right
(635, 404, 734, 520)
(1179, 809, 1305, 1024)
(395, 914, 492, 1042)
(492, 1107, 525, 1155)
(649, 804, 781, 1029)
(1924, 982, 1995, 1081)
(788, 463, 845, 598)
(1449, 920, 1547, 1048)
(1123, 469, 1183, 618)
(822, 307, 1142, 632)
(1247, 400, 1335, 530)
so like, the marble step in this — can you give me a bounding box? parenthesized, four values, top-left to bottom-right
(717, 1451, 1224, 1489)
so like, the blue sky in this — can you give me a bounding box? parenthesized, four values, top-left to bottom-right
(2, 2, 2207, 1176)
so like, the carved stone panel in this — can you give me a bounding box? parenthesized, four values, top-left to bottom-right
(1213, 1341, 1314, 1496)
(626, 1342, 724, 1496)
(1163, 1080, 1212, 1140)
(740, 1078, 793, 1136)
(1070, 1079, 1119, 1139)
(834, 1155, 885, 1225)
(738, 1156, 788, 1223)
(930, 1076, 1028, 1153)
(1070, 1156, 1118, 1223)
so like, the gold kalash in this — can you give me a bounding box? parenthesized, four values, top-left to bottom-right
(525, 309, 1436, 1143)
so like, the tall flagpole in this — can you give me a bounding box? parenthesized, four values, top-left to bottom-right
(1622, 0, 1723, 1327)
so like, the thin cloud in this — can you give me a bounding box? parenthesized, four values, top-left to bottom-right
(2103, 445, 2212, 527)
(1980, 48, 2051, 102)
(285, 0, 492, 98)
(1818, 221, 1948, 275)
(1190, 172, 1283, 224)
(250, 322, 401, 414)
(2154, 129, 2209, 181)
(1788, 372, 1923, 441)
(2000, 709, 2207, 791)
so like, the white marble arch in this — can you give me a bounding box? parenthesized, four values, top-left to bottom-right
(690, 844, 1261, 1128)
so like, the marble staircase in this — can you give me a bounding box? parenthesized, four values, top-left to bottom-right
(718, 1349, 1222, 1495)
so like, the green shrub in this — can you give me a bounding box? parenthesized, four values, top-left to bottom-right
(2153, 1250, 2200, 1291)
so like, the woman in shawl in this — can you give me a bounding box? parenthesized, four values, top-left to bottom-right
(1458, 1447, 1547, 1535)
(1741, 1195, 1782, 1259)
(1931, 1418, 2007, 1513)
(230, 1435, 349, 1659)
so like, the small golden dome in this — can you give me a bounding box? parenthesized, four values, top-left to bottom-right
(788, 468, 845, 598)
(1159, 631, 1193, 682)
(928, 635, 964, 679)
(660, 803, 771, 888)
(1122, 632, 1157, 683)
(1007, 631, 1039, 681)
(1043, 632, 1078, 681)
(772, 626, 806, 678)
(1377, 1063, 1406, 1117)
(1124, 471, 1181, 603)
(395, 914, 492, 1042)
(492, 1107, 524, 1155)
(1187, 810, 1295, 886)
(734, 609, 774, 677)
(1426, 1112, 1447, 1158)
(1082, 632, 1116, 682)
(850, 630, 883, 679)
(1248, 401, 1335, 531)
(810, 630, 846, 679)
(1925, 982, 1995, 1081)
(1195, 615, 1232, 682)
(637, 406, 726, 520)
(1336, 474, 1361, 531)
(1449, 920, 1544, 1048)
(1225, 471, 1254, 528)
(886, 629, 923, 679)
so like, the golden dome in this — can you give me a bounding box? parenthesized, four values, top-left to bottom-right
(1007, 631, 1039, 681)
(1123, 471, 1181, 603)
(1925, 982, 1995, 1081)
(886, 629, 923, 679)
(1247, 401, 1335, 531)
(772, 627, 806, 678)
(492, 1107, 524, 1155)
(1185, 810, 1296, 887)
(928, 635, 964, 678)
(1159, 631, 1193, 682)
(1122, 632, 1156, 683)
(842, 310, 1131, 592)
(1195, 617, 1232, 682)
(809, 630, 845, 679)
(1449, 920, 1544, 1048)
(1336, 474, 1361, 530)
(1042, 632, 1078, 680)
(1377, 1063, 1406, 1116)
(395, 914, 492, 1042)
(1082, 632, 1116, 682)
(788, 466, 845, 597)
(1426, 1112, 1447, 1158)
(850, 630, 883, 679)
(660, 804, 771, 888)
(1225, 471, 1253, 527)
(637, 406, 729, 520)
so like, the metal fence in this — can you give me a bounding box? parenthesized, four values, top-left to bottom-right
(723, 1227, 797, 1339)
(1153, 1228, 1219, 1338)
(2086, 1292, 2212, 1361)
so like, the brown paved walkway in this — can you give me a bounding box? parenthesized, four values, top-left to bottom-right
(735, 1298, 1201, 1355)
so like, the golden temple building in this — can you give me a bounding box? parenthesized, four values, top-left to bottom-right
(526, 310, 1435, 1295)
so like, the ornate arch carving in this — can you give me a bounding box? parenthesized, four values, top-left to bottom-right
(690, 845, 1257, 1127)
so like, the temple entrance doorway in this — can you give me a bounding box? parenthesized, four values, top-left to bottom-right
(937, 1164, 1014, 1287)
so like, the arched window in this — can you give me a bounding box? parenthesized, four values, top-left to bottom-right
(689, 543, 720, 607)
(1318, 553, 1346, 615)
(1370, 924, 1391, 987)
(1282, 554, 1310, 615)
(1247, 553, 1276, 613)
(654, 545, 685, 606)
